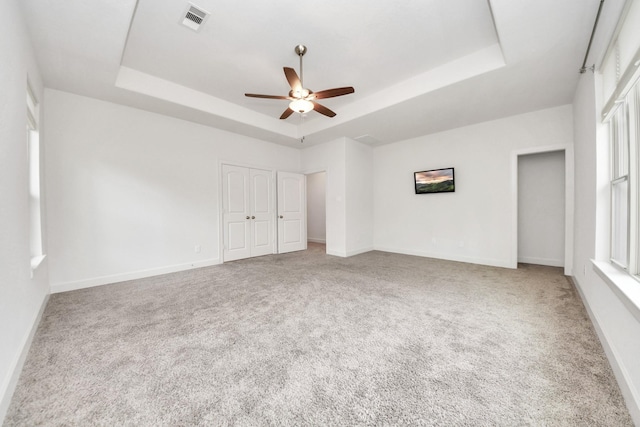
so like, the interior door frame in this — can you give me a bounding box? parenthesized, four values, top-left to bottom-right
(277, 170, 308, 254)
(510, 144, 574, 275)
(305, 170, 328, 245)
(219, 160, 277, 263)
(303, 167, 329, 253)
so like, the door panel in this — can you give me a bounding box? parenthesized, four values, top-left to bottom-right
(283, 220, 302, 243)
(228, 221, 250, 250)
(252, 171, 270, 214)
(282, 177, 302, 212)
(250, 169, 274, 257)
(223, 165, 251, 261)
(254, 220, 271, 246)
(277, 171, 306, 254)
(226, 170, 248, 213)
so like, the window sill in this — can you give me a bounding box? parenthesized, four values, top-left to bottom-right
(30, 254, 46, 278)
(592, 260, 640, 323)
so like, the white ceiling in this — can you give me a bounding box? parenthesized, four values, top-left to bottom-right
(18, 0, 617, 148)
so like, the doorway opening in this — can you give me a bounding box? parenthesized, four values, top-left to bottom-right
(512, 146, 573, 275)
(306, 171, 327, 252)
(518, 151, 565, 267)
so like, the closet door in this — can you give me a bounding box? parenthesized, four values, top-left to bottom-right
(277, 171, 307, 254)
(222, 165, 251, 261)
(250, 168, 273, 257)
(222, 165, 275, 262)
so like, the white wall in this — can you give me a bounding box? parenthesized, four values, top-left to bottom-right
(0, 0, 50, 420)
(373, 105, 573, 268)
(301, 138, 347, 256)
(306, 172, 326, 243)
(518, 151, 565, 266)
(572, 71, 640, 424)
(345, 138, 374, 256)
(45, 89, 300, 292)
(301, 137, 374, 257)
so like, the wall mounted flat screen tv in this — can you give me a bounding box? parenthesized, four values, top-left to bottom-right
(414, 167, 455, 194)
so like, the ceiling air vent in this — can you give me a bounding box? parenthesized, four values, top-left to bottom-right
(181, 4, 210, 32)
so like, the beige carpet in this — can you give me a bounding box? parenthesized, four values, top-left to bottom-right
(4, 244, 633, 426)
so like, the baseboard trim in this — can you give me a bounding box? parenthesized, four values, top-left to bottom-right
(373, 245, 512, 269)
(50, 258, 221, 294)
(325, 247, 374, 258)
(307, 238, 326, 244)
(571, 275, 640, 425)
(326, 249, 347, 257)
(0, 292, 49, 423)
(517, 256, 564, 267)
(345, 247, 374, 257)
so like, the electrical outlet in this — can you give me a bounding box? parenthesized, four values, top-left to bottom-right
(194, 245, 201, 253)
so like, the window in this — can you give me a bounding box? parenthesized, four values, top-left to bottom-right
(27, 79, 44, 275)
(606, 79, 639, 278)
(599, 0, 640, 281)
(609, 102, 629, 268)
(632, 83, 640, 275)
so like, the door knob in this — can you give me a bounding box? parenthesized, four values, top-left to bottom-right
(246, 216, 250, 219)
(251, 216, 255, 219)
(279, 215, 284, 219)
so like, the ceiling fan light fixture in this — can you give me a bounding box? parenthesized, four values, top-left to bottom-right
(289, 99, 314, 113)
(245, 45, 354, 120)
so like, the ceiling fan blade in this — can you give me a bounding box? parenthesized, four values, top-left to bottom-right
(245, 93, 290, 100)
(284, 67, 302, 91)
(312, 87, 355, 100)
(280, 108, 294, 120)
(311, 102, 336, 118)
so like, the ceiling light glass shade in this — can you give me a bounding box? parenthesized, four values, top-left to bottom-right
(289, 99, 314, 113)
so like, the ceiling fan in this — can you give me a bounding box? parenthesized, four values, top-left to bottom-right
(245, 45, 355, 120)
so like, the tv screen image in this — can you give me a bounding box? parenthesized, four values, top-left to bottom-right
(414, 167, 455, 194)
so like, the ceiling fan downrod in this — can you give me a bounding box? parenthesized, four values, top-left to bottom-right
(295, 44, 307, 87)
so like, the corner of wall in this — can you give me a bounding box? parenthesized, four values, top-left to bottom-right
(0, 292, 49, 423)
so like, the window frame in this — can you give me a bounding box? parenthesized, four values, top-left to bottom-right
(630, 83, 640, 278)
(27, 78, 45, 276)
(609, 101, 630, 270)
(606, 81, 640, 280)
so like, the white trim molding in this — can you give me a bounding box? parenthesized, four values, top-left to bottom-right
(50, 258, 220, 294)
(373, 245, 512, 269)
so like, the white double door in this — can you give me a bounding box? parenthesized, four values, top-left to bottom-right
(222, 165, 274, 261)
(222, 165, 306, 262)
